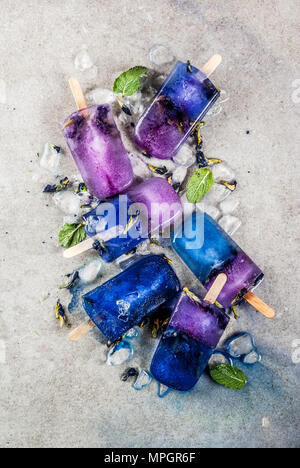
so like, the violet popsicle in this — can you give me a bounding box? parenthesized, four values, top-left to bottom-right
(61, 105, 134, 199)
(82, 255, 181, 343)
(127, 178, 183, 233)
(134, 60, 220, 160)
(172, 212, 264, 309)
(150, 290, 230, 391)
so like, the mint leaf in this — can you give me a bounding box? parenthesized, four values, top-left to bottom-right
(210, 364, 247, 390)
(186, 168, 214, 203)
(59, 223, 86, 248)
(113, 66, 148, 97)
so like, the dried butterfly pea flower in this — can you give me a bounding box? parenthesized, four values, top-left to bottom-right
(121, 367, 139, 382)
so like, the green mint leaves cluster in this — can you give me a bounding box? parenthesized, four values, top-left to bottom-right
(209, 364, 247, 390)
(113, 66, 148, 97)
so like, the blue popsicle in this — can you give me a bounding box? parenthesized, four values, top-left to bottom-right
(134, 61, 220, 160)
(172, 212, 263, 308)
(150, 291, 230, 391)
(82, 255, 181, 342)
(83, 194, 147, 263)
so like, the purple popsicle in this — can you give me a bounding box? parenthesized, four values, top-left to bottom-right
(205, 252, 264, 309)
(134, 61, 220, 160)
(150, 289, 230, 391)
(127, 178, 183, 232)
(61, 105, 134, 199)
(169, 293, 230, 348)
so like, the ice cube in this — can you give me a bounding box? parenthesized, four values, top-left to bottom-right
(196, 202, 221, 221)
(212, 162, 235, 183)
(136, 241, 151, 256)
(208, 350, 233, 368)
(149, 44, 176, 67)
(204, 183, 231, 205)
(242, 349, 261, 365)
(180, 194, 195, 220)
(219, 197, 240, 215)
(157, 382, 172, 398)
(116, 300, 131, 322)
(226, 333, 255, 358)
(74, 49, 94, 71)
(107, 341, 133, 366)
(173, 144, 196, 168)
(53, 191, 82, 215)
(78, 258, 102, 284)
(129, 153, 152, 182)
(86, 88, 116, 106)
(124, 91, 143, 115)
(125, 328, 140, 340)
(172, 166, 187, 185)
(39, 143, 60, 174)
(262, 417, 270, 428)
(63, 215, 80, 224)
(133, 370, 152, 390)
(219, 215, 242, 236)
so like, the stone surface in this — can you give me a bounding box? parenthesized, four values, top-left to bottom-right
(0, 0, 299, 449)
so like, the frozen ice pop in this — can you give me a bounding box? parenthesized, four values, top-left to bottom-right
(82, 255, 181, 343)
(171, 212, 275, 317)
(127, 177, 183, 233)
(83, 193, 148, 263)
(134, 57, 221, 160)
(65, 177, 183, 260)
(61, 104, 133, 199)
(150, 278, 230, 391)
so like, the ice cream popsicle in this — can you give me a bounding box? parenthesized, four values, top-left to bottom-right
(80, 255, 181, 343)
(150, 276, 230, 391)
(134, 56, 221, 160)
(172, 212, 274, 318)
(65, 177, 183, 260)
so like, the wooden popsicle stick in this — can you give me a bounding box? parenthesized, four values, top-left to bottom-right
(63, 225, 125, 259)
(243, 291, 275, 319)
(63, 236, 98, 259)
(204, 273, 227, 305)
(69, 319, 95, 341)
(201, 54, 222, 78)
(68, 77, 87, 110)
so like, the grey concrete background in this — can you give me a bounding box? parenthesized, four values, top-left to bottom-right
(0, 0, 299, 448)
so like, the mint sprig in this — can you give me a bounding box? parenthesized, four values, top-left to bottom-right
(186, 168, 214, 203)
(113, 66, 148, 97)
(59, 223, 86, 248)
(209, 364, 247, 390)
